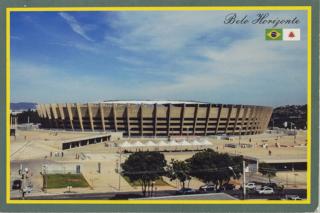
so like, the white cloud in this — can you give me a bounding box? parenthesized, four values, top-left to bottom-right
(48, 41, 102, 54)
(105, 11, 227, 52)
(116, 56, 146, 66)
(59, 12, 93, 42)
(11, 61, 128, 103)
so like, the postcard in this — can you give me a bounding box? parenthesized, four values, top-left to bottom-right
(0, 1, 319, 212)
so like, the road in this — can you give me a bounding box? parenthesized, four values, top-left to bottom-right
(13, 189, 306, 200)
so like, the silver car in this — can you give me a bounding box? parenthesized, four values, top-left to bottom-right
(257, 186, 274, 195)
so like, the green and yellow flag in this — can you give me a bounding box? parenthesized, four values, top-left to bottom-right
(265, 29, 283, 40)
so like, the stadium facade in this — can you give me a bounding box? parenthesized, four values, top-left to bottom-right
(36, 101, 273, 137)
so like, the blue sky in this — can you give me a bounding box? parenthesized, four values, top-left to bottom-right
(11, 10, 308, 106)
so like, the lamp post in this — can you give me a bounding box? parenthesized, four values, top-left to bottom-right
(118, 147, 122, 191)
(243, 161, 247, 199)
(228, 166, 237, 177)
(284, 166, 288, 188)
(151, 181, 155, 197)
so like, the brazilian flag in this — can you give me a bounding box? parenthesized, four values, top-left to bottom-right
(265, 29, 283, 40)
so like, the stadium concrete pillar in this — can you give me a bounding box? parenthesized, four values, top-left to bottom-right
(167, 104, 171, 136)
(193, 104, 199, 136)
(140, 104, 143, 136)
(154, 103, 157, 137)
(262, 109, 269, 131)
(252, 107, 258, 134)
(180, 104, 186, 136)
(38, 105, 45, 127)
(261, 107, 267, 133)
(267, 108, 273, 130)
(233, 105, 242, 135)
(260, 109, 265, 132)
(50, 104, 59, 128)
(255, 107, 263, 134)
(262, 108, 272, 132)
(45, 104, 53, 128)
(225, 105, 233, 135)
(215, 104, 223, 135)
(204, 104, 212, 136)
(36, 105, 42, 118)
(88, 103, 94, 132)
(99, 103, 106, 131)
(58, 104, 66, 128)
(126, 104, 131, 137)
(66, 103, 74, 131)
(240, 107, 248, 136)
(112, 104, 118, 132)
(76, 103, 84, 132)
(246, 106, 255, 135)
(250, 106, 258, 135)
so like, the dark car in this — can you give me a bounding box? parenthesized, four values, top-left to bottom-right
(199, 185, 216, 193)
(12, 180, 22, 190)
(176, 188, 196, 195)
(222, 183, 236, 190)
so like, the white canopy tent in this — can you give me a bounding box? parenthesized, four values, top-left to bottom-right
(201, 139, 212, 145)
(158, 140, 169, 146)
(145, 141, 156, 147)
(120, 141, 133, 148)
(168, 140, 179, 146)
(180, 140, 191, 146)
(132, 141, 144, 147)
(191, 140, 202, 146)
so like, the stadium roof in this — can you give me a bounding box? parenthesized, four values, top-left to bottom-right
(101, 100, 207, 104)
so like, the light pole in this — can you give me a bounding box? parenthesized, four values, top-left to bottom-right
(228, 165, 246, 199)
(118, 147, 122, 191)
(284, 166, 288, 188)
(228, 166, 237, 177)
(151, 181, 155, 197)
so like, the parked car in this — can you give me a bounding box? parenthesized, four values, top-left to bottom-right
(176, 188, 196, 195)
(221, 183, 235, 190)
(245, 182, 257, 190)
(12, 180, 22, 190)
(286, 195, 302, 200)
(199, 185, 216, 193)
(22, 185, 33, 194)
(256, 186, 274, 195)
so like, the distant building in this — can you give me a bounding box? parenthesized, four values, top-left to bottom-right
(36, 101, 273, 137)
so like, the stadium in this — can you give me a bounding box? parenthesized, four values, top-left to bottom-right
(36, 101, 273, 137)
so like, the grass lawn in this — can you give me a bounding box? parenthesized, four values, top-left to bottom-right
(45, 174, 89, 189)
(123, 176, 170, 187)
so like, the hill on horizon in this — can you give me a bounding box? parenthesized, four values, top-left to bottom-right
(11, 102, 37, 111)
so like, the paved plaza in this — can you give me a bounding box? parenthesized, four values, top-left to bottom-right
(10, 129, 307, 199)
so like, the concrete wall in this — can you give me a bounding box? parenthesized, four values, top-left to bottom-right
(42, 163, 81, 174)
(37, 103, 273, 137)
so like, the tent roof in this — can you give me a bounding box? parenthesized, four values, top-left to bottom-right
(201, 139, 212, 145)
(146, 141, 156, 146)
(158, 140, 169, 146)
(168, 140, 179, 146)
(191, 140, 202, 145)
(120, 141, 132, 147)
(180, 140, 191, 146)
(132, 141, 144, 147)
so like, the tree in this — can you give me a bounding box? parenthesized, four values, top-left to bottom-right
(121, 151, 167, 197)
(15, 109, 40, 124)
(166, 159, 191, 189)
(187, 149, 242, 189)
(258, 162, 277, 183)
